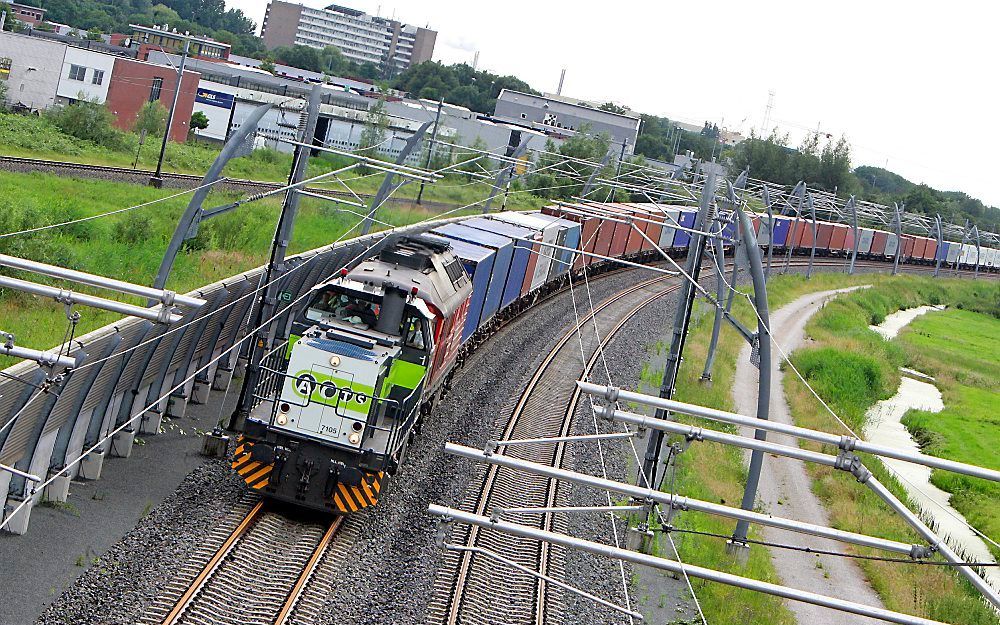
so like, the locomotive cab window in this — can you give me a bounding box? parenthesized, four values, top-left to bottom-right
(306, 288, 380, 329)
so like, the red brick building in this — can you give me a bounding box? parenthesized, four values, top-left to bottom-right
(106, 58, 200, 143)
(8, 3, 46, 27)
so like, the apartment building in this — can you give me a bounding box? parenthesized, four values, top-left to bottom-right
(261, 2, 436, 73)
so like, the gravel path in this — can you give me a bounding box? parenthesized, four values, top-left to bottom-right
(732, 286, 885, 625)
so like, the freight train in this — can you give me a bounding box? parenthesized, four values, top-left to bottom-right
(232, 202, 998, 513)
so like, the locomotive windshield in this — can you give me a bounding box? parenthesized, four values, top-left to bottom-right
(303, 286, 429, 352)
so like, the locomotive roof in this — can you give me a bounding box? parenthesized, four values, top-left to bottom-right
(346, 236, 472, 318)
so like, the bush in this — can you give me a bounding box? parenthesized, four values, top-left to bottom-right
(793, 347, 885, 425)
(134, 101, 168, 137)
(112, 211, 153, 246)
(46, 98, 126, 150)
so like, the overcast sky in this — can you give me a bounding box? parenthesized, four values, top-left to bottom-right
(230, 0, 999, 206)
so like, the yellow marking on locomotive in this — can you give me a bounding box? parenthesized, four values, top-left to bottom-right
(329, 471, 384, 513)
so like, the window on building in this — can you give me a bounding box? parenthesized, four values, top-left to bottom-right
(68, 64, 86, 81)
(149, 77, 163, 102)
(92, 69, 104, 85)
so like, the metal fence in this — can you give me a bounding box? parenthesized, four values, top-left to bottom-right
(0, 221, 444, 534)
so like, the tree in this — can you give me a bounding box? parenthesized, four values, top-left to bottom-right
(189, 110, 209, 136)
(134, 100, 168, 137)
(600, 102, 628, 115)
(259, 57, 275, 74)
(392, 61, 539, 114)
(357, 96, 389, 171)
(85, 30, 102, 41)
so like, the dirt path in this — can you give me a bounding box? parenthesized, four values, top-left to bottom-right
(732, 286, 886, 625)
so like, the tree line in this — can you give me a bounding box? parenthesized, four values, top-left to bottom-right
(10, 1, 998, 230)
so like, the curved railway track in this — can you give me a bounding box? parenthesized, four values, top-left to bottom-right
(141, 500, 348, 625)
(428, 267, 689, 625)
(426, 258, 965, 625)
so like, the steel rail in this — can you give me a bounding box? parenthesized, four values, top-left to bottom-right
(273, 517, 344, 625)
(159, 501, 266, 625)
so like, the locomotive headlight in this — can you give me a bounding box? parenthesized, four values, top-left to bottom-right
(277, 414, 288, 426)
(329, 355, 341, 367)
(348, 432, 361, 445)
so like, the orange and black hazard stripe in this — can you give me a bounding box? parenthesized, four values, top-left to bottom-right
(331, 471, 384, 513)
(231, 436, 273, 490)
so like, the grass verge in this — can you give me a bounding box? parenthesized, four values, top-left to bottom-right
(783, 276, 999, 623)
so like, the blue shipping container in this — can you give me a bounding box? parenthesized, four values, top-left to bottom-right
(461, 217, 533, 308)
(432, 223, 514, 326)
(423, 234, 495, 342)
(771, 217, 791, 247)
(673, 210, 697, 248)
(936, 241, 950, 262)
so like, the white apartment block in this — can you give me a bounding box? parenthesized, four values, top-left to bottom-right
(262, 2, 435, 73)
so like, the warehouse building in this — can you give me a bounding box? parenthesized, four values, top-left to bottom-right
(492, 90, 641, 155)
(261, 1, 436, 73)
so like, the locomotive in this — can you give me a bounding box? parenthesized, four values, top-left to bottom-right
(233, 235, 472, 513)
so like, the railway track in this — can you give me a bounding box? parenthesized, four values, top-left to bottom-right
(136, 258, 989, 625)
(428, 267, 688, 625)
(141, 499, 349, 625)
(425, 257, 951, 625)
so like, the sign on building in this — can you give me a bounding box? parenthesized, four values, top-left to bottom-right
(195, 88, 234, 109)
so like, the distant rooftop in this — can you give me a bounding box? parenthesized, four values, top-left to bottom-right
(129, 24, 231, 50)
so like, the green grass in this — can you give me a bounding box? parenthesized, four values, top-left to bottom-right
(782, 277, 1000, 623)
(898, 308, 1000, 558)
(633, 272, 998, 624)
(0, 170, 500, 366)
(0, 111, 547, 211)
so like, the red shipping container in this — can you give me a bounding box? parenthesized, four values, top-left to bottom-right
(843, 226, 856, 255)
(795, 220, 816, 249)
(923, 238, 937, 261)
(901, 235, 916, 260)
(544, 204, 602, 270)
(830, 224, 849, 252)
(871, 231, 888, 256)
(629, 204, 663, 253)
(911, 237, 926, 260)
(608, 217, 629, 258)
(816, 223, 835, 251)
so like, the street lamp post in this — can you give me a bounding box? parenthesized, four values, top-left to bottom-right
(150, 34, 191, 187)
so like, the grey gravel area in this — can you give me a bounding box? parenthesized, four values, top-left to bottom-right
(35, 459, 246, 625)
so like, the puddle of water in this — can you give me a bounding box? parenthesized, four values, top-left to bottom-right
(869, 305, 945, 340)
(864, 308, 999, 590)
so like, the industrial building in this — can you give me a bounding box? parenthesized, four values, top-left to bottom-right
(261, 1, 436, 73)
(492, 90, 641, 155)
